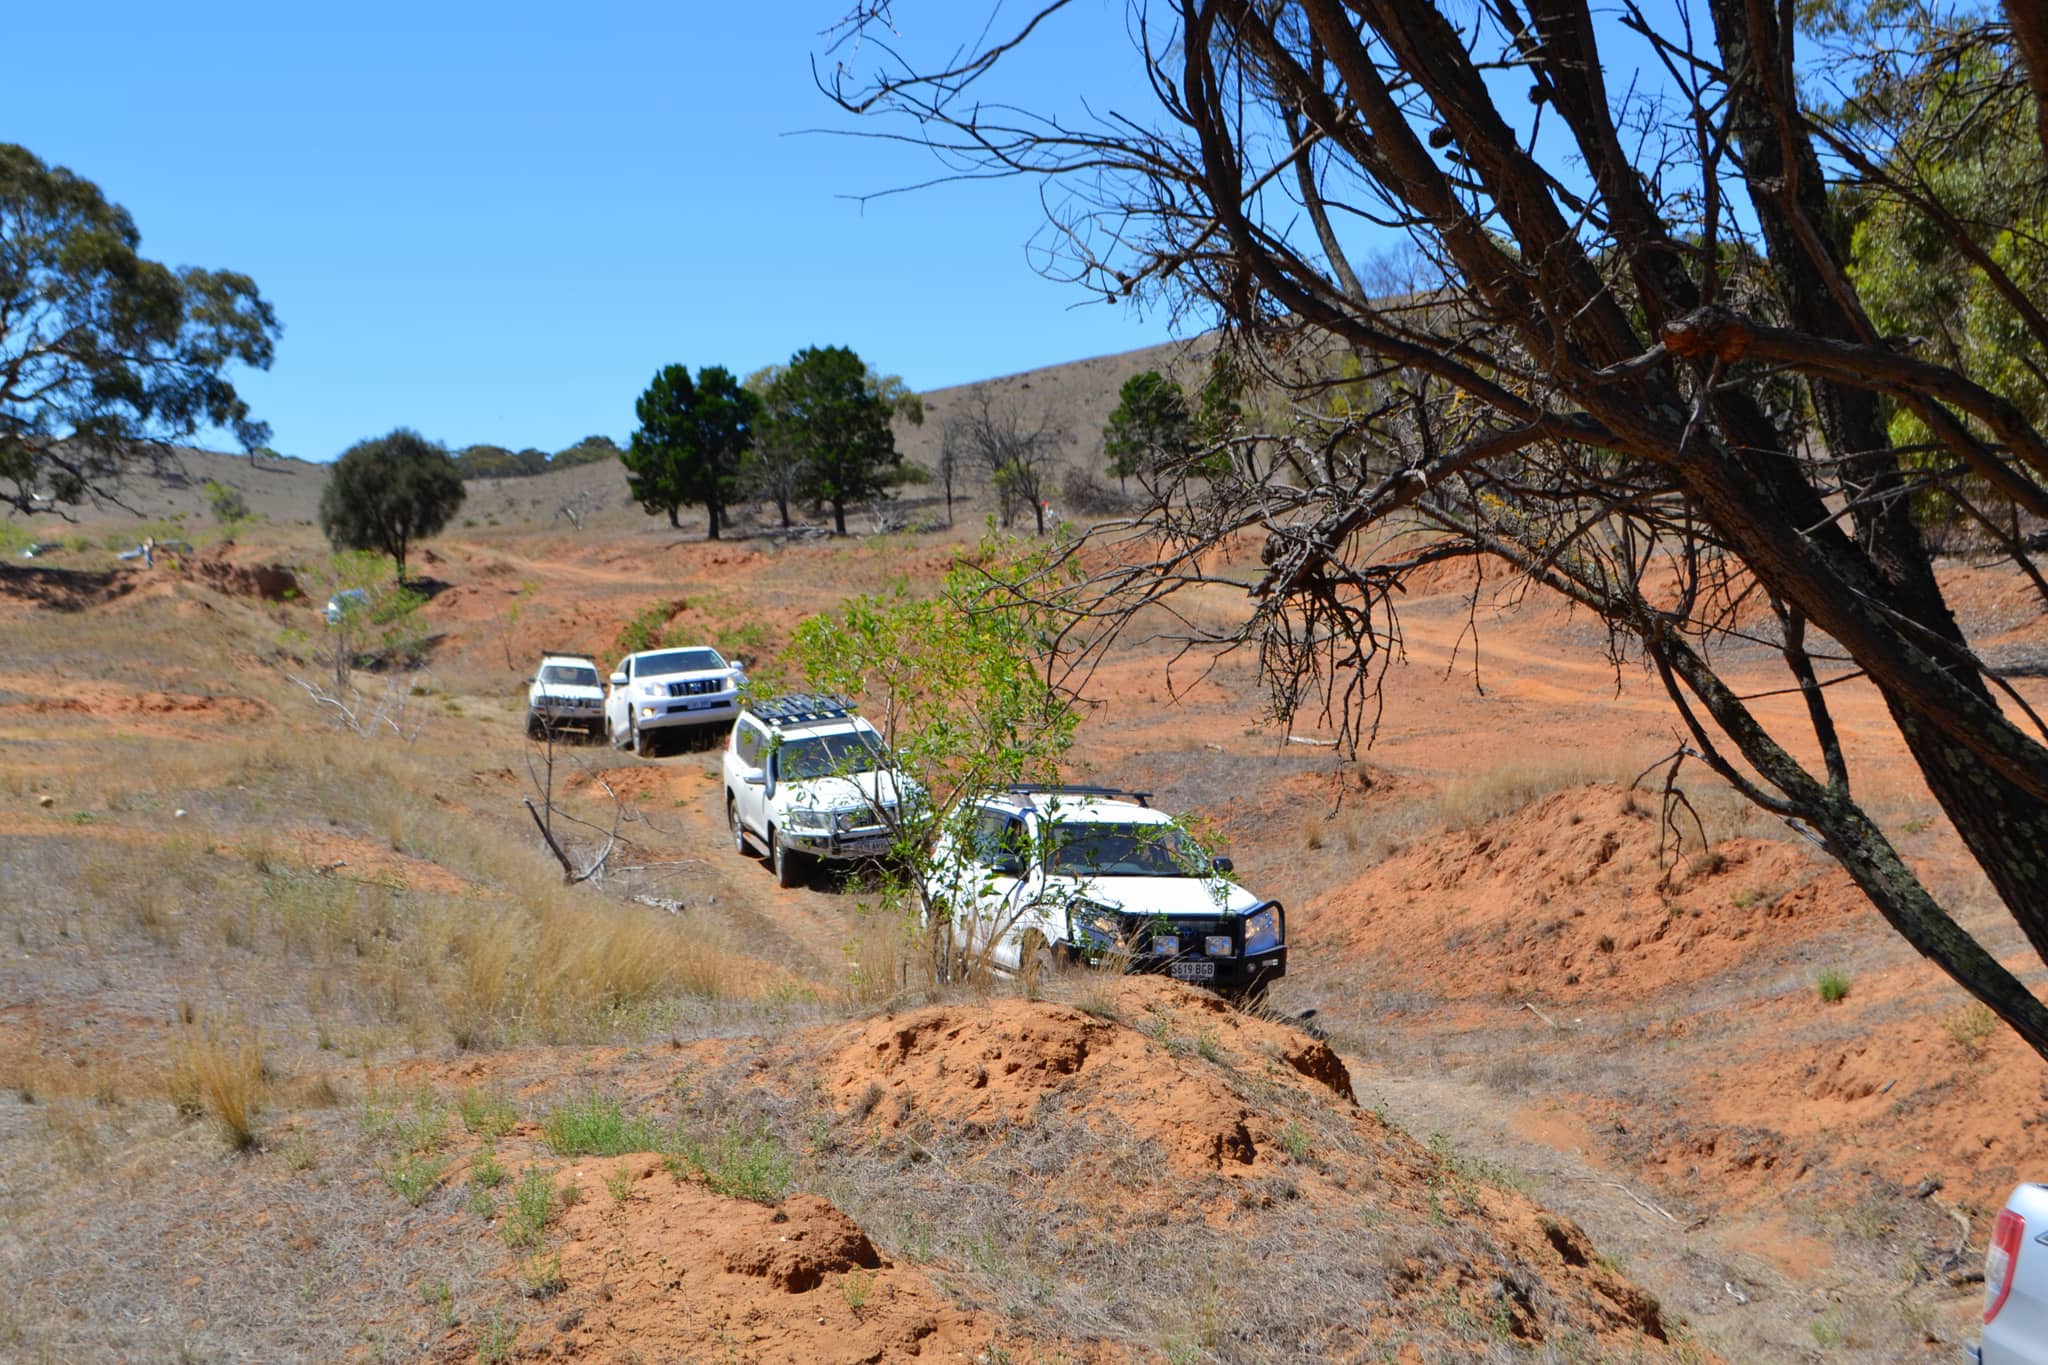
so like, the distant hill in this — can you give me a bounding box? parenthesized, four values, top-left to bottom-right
(11, 333, 1218, 537)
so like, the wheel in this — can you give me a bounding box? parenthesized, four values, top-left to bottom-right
(606, 714, 622, 750)
(770, 826, 809, 888)
(728, 795, 756, 858)
(634, 720, 655, 759)
(525, 710, 542, 740)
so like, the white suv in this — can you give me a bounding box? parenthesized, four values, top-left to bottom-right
(925, 786, 1286, 996)
(605, 646, 746, 757)
(525, 653, 605, 738)
(723, 695, 919, 888)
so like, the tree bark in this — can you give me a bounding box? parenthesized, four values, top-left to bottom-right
(2006, 0, 2048, 165)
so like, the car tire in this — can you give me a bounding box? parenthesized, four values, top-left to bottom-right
(525, 711, 542, 740)
(634, 721, 655, 759)
(728, 795, 756, 858)
(770, 827, 808, 888)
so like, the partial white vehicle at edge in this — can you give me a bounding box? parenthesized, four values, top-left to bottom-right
(1970, 1182, 2048, 1363)
(722, 694, 921, 889)
(525, 652, 605, 739)
(605, 645, 746, 757)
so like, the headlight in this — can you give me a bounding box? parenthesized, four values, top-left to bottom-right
(1067, 899, 1124, 952)
(785, 807, 832, 834)
(1243, 904, 1283, 955)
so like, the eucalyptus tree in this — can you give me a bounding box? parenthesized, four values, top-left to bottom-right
(0, 143, 279, 513)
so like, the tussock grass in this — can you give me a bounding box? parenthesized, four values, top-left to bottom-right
(166, 1016, 266, 1151)
(1817, 969, 1854, 1004)
(843, 903, 923, 1006)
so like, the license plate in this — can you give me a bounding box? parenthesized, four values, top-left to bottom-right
(839, 836, 891, 857)
(1169, 960, 1216, 981)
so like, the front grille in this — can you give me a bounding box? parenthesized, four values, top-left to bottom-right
(1127, 915, 1237, 958)
(667, 678, 721, 698)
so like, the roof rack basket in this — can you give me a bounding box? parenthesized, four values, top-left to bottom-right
(1003, 783, 1154, 808)
(747, 693, 856, 726)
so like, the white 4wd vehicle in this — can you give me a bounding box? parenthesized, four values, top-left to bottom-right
(525, 652, 605, 738)
(605, 646, 746, 757)
(723, 695, 919, 888)
(926, 786, 1286, 997)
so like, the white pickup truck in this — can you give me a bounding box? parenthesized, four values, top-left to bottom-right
(525, 652, 605, 738)
(1971, 1182, 2048, 1362)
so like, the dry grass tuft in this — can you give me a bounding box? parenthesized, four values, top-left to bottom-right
(1437, 750, 1652, 829)
(166, 1015, 266, 1151)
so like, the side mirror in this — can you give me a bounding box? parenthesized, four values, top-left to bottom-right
(609, 672, 627, 687)
(729, 657, 747, 672)
(989, 853, 1025, 877)
(1211, 855, 1234, 874)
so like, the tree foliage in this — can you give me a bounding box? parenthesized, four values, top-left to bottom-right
(785, 539, 1082, 938)
(759, 346, 902, 536)
(318, 428, 465, 583)
(550, 434, 621, 470)
(830, 1, 2048, 1057)
(1103, 370, 1193, 491)
(0, 143, 280, 515)
(623, 365, 758, 538)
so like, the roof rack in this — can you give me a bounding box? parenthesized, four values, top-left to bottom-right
(539, 648, 598, 661)
(746, 693, 857, 727)
(1002, 783, 1153, 808)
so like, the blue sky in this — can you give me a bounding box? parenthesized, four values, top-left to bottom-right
(9, 2, 1181, 460)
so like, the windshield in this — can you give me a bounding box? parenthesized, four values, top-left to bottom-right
(1045, 822, 1196, 877)
(775, 731, 887, 781)
(540, 664, 599, 686)
(637, 648, 725, 677)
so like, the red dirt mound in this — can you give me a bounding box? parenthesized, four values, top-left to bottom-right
(183, 550, 299, 601)
(824, 981, 1352, 1178)
(482, 1161, 1086, 1364)
(1305, 785, 1866, 1000)
(802, 980, 1692, 1358)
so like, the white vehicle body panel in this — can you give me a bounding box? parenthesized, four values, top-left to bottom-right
(1975, 1183, 2048, 1363)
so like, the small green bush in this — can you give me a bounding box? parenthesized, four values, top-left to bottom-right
(616, 601, 682, 656)
(381, 1151, 448, 1206)
(1817, 969, 1853, 1004)
(502, 1167, 556, 1249)
(458, 1087, 518, 1138)
(664, 1130, 793, 1204)
(540, 1094, 664, 1157)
